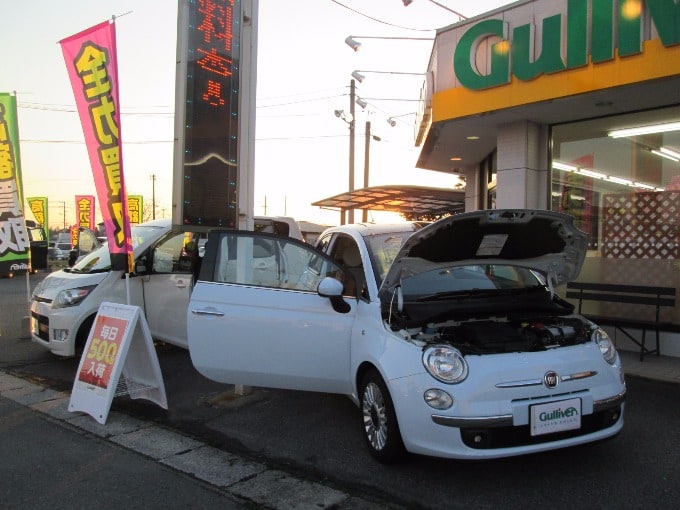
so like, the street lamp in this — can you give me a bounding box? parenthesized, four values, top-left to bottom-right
(351, 69, 426, 83)
(344, 35, 434, 52)
(401, 0, 467, 20)
(386, 112, 416, 127)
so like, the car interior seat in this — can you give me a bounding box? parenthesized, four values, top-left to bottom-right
(341, 245, 367, 299)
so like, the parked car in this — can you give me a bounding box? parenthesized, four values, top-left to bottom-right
(30, 216, 303, 357)
(47, 247, 67, 261)
(187, 209, 625, 462)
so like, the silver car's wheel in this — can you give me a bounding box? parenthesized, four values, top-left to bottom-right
(359, 369, 406, 463)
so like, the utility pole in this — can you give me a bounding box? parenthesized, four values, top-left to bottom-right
(363, 121, 371, 223)
(150, 174, 156, 220)
(348, 79, 356, 225)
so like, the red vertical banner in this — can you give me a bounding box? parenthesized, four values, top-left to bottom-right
(75, 195, 96, 231)
(60, 21, 133, 273)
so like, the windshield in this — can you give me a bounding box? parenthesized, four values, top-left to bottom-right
(69, 225, 165, 273)
(401, 264, 545, 300)
(364, 231, 417, 286)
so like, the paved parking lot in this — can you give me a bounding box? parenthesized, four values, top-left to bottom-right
(2, 273, 680, 509)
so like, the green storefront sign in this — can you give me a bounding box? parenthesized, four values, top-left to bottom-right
(455, 0, 680, 90)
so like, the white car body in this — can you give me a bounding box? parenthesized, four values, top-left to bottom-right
(30, 216, 303, 357)
(187, 210, 626, 462)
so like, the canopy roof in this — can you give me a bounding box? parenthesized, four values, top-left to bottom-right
(312, 185, 465, 217)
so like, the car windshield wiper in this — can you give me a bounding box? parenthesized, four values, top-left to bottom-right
(413, 286, 544, 302)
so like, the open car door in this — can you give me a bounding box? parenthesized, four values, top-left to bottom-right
(188, 231, 357, 394)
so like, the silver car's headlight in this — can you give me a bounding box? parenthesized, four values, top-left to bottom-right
(53, 285, 97, 308)
(422, 345, 468, 384)
(593, 327, 617, 364)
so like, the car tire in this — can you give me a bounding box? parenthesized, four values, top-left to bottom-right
(359, 368, 406, 463)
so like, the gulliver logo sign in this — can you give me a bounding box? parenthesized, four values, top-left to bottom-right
(455, 0, 680, 90)
(531, 397, 582, 436)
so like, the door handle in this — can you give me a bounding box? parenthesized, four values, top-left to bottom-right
(191, 309, 224, 316)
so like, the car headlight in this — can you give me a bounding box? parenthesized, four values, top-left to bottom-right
(593, 327, 617, 364)
(422, 345, 468, 384)
(53, 285, 97, 308)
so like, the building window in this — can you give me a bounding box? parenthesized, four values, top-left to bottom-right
(551, 106, 680, 312)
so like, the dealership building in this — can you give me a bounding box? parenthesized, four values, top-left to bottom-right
(412, 0, 680, 356)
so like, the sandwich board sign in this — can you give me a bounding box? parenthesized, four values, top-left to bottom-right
(69, 302, 167, 424)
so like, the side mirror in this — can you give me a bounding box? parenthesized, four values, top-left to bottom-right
(135, 257, 148, 275)
(68, 249, 78, 267)
(317, 276, 350, 314)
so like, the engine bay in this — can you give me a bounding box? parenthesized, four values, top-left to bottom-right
(408, 315, 592, 355)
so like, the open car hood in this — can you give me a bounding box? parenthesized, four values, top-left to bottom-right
(379, 209, 588, 303)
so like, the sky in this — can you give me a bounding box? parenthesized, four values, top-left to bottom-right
(0, 0, 514, 230)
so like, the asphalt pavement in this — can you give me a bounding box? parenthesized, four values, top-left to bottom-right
(2, 272, 680, 509)
(0, 379, 248, 509)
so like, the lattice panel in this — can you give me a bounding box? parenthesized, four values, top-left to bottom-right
(602, 192, 680, 259)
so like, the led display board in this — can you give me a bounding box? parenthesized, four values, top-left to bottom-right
(178, 0, 241, 227)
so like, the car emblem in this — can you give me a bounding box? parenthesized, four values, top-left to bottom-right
(544, 371, 559, 388)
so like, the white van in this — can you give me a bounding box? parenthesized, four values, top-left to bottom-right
(30, 217, 302, 357)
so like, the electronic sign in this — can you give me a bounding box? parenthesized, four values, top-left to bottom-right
(177, 0, 241, 228)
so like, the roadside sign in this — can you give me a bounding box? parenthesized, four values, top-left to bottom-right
(69, 302, 167, 424)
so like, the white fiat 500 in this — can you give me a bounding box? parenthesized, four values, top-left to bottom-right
(187, 210, 625, 462)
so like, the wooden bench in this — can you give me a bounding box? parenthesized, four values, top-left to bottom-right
(565, 282, 679, 361)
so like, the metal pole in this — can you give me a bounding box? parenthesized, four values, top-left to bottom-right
(363, 121, 371, 223)
(151, 174, 156, 220)
(348, 79, 356, 225)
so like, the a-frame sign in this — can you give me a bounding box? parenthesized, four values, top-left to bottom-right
(69, 302, 167, 424)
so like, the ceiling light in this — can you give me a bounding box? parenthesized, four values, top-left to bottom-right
(609, 121, 680, 138)
(578, 169, 607, 179)
(450, 157, 461, 161)
(608, 176, 634, 186)
(652, 149, 679, 162)
(466, 135, 479, 140)
(660, 147, 680, 160)
(552, 161, 578, 172)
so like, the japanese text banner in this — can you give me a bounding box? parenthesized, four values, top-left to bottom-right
(0, 92, 30, 275)
(27, 197, 48, 232)
(60, 21, 133, 272)
(76, 194, 95, 231)
(127, 195, 142, 224)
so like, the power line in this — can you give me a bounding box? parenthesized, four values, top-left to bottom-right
(329, 0, 437, 32)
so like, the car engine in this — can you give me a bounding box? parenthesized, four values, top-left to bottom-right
(412, 316, 592, 355)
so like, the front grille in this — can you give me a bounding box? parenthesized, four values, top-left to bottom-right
(31, 311, 50, 341)
(460, 406, 623, 449)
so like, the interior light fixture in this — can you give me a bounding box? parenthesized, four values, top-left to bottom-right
(608, 121, 680, 138)
(652, 149, 680, 162)
(578, 169, 607, 180)
(660, 146, 680, 160)
(608, 176, 634, 186)
(552, 161, 578, 172)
